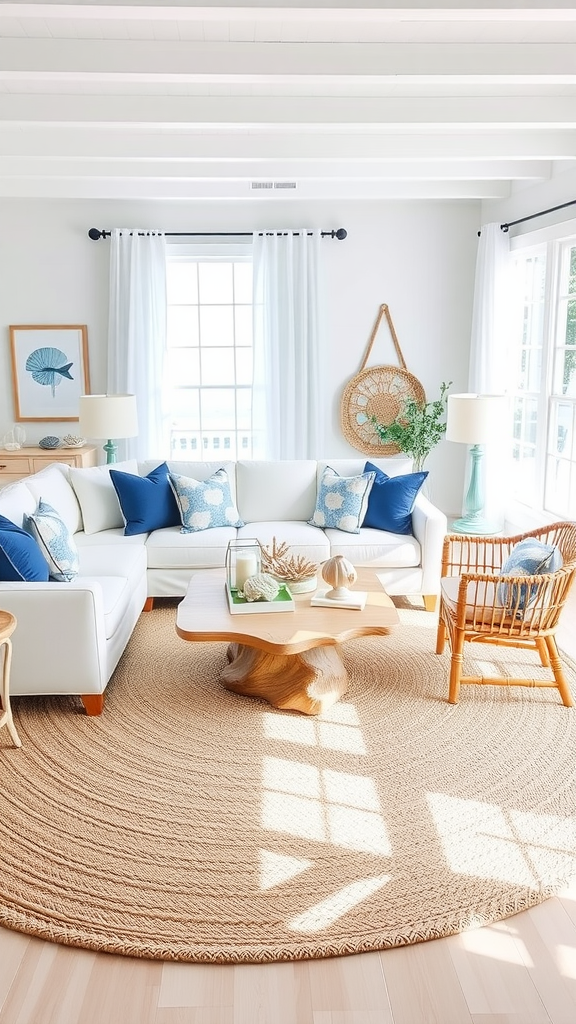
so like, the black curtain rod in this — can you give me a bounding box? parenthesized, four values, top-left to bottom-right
(88, 227, 347, 241)
(500, 198, 576, 233)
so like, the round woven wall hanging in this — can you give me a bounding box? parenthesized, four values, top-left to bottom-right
(340, 303, 426, 457)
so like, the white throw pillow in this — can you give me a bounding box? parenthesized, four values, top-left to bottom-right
(25, 464, 83, 535)
(70, 460, 138, 535)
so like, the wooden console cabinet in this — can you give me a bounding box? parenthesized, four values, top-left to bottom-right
(0, 445, 98, 488)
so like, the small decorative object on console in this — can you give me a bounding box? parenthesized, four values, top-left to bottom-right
(311, 554, 367, 610)
(62, 434, 86, 448)
(2, 426, 26, 451)
(38, 435, 61, 449)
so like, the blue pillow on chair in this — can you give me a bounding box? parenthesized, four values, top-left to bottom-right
(362, 461, 428, 535)
(497, 538, 563, 612)
(0, 514, 49, 582)
(110, 461, 181, 536)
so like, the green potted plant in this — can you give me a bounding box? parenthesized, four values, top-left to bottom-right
(371, 381, 452, 472)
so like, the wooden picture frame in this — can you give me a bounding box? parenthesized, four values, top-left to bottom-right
(9, 324, 90, 422)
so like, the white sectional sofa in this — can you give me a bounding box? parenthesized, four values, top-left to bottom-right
(0, 456, 447, 714)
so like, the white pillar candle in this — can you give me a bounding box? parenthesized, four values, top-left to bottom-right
(235, 552, 258, 592)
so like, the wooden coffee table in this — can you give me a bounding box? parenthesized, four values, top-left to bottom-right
(176, 567, 399, 715)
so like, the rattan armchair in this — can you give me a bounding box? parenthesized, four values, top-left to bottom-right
(436, 521, 576, 706)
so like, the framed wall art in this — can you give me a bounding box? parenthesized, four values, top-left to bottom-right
(9, 324, 90, 422)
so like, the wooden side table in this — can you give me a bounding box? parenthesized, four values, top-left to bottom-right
(0, 611, 22, 748)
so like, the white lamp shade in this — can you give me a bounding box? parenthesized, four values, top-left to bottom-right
(446, 393, 506, 445)
(79, 394, 138, 440)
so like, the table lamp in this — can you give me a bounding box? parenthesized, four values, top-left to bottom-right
(78, 394, 139, 464)
(446, 392, 506, 535)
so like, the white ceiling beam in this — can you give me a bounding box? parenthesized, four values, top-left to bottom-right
(1, 38, 576, 79)
(0, 126, 571, 161)
(2, 3, 576, 21)
(0, 176, 510, 200)
(0, 94, 575, 129)
(0, 156, 550, 181)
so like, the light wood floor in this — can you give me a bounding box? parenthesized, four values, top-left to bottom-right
(1, 587, 576, 1023)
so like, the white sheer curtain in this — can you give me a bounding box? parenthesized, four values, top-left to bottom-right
(467, 222, 512, 526)
(252, 230, 325, 459)
(107, 229, 168, 461)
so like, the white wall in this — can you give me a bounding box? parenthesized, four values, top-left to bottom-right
(0, 197, 480, 514)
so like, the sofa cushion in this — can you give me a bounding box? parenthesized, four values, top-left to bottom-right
(308, 466, 375, 534)
(362, 461, 428, 535)
(168, 468, 244, 533)
(24, 500, 80, 582)
(78, 543, 147, 594)
(324, 527, 421, 568)
(0, 514, 50, 582)
(69, 460, 138, 535)
(110, 461, 180, 536)
(145, 525, 238, 570)
(24, 463, 83, 535)
(236, 460, 318, 523)
(237, 522, 330, 565)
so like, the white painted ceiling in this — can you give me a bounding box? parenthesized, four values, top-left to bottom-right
(1, 1, 576, 202)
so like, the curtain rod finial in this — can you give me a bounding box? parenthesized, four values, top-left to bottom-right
(336, 228, 347, 239)
(88, 228, 103, 240)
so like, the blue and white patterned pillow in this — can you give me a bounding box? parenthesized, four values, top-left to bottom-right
(308, 466, 376, 534)
(24, 499, 79, 582)
(168, 468, 244, 534)
(497, 538, 563, 612)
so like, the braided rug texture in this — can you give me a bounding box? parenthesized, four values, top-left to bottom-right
(2, 601, 576, 963)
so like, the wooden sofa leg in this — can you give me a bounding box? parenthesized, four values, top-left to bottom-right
(143, 597, 154, 611)
(423, 594, 437, 613)
(81, 694, 105, 716)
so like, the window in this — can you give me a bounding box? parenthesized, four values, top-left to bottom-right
(165, 244, 253, 460)
(509, 231, 576, 519)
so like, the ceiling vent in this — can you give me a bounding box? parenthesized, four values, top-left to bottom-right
(250, 181, 297, 190)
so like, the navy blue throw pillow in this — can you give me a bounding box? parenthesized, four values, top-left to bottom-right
(362, 461, 428, 535)
(110, 462, 181, 536)
(0, 514, 50, 581)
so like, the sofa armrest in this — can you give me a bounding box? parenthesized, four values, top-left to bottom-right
(411, 493, 448, 597)
(0, 581, 108, 696)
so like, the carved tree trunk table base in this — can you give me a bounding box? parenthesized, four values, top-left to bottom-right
(222, 642, 349, 715)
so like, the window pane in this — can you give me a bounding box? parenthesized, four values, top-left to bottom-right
(167, 307, 199, 347)
(234, 262, 252, 303)
(167, 348, 200, 387)
(235, 305, 253, 346)
(235, 348, 253, 386)
(545, 455, 571, 517)
(201, 388, 237, 430)
(511, 442, 536, 505)
(236, 387, 252, 430)
(167, 263, 198, 304)
(170, 389, 199, 423)
(200, 306, 234, 347)
(198, 262, 233, 304)
(201, 348, 236, 386)
(569, 245, 576, 294)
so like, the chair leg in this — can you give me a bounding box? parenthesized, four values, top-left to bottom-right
(448, 631, 465, 704)
(536, 637, 550, 667)
(545, 635, 574, 708)
(436, 616, 447, 655)
(423, 595, 437, 613)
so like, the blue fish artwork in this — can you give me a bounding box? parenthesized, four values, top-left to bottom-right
(25, 347, 74, 398)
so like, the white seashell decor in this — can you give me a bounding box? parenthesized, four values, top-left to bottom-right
(242, 573, 281, 603)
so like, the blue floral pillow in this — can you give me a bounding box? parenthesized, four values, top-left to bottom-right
(168, 468, 244, 534)
(497, 538, 563, 612)
(308, 466, 375, 534)
(24, 500, 80, 582)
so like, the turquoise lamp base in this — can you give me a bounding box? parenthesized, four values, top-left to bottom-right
(451, 443, 500, 536)
(103, 439, 118, 464)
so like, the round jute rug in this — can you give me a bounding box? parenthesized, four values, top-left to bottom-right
(2, 601, 576, 964)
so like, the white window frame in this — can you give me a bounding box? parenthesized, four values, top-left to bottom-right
(508, 217, 576, 525)
(165, 242, 253, 461)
